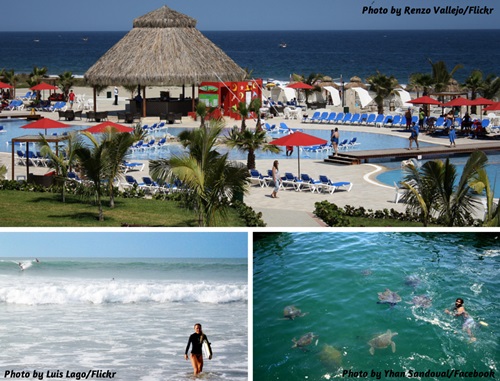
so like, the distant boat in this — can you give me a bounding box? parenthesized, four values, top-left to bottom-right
(279, 42, 287, 48)
(33, 39, 40, 43)
(82, 37, 89, 42)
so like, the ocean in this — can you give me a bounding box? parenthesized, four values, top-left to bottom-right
(253, 232, 499, 381)
(0, 257, 248, 381)
(0, 30, 499, 84)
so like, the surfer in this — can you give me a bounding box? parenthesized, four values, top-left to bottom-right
(185, 323, 212, 375)
(445, 298, 476, 342)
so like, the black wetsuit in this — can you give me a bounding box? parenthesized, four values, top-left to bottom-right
(185, 333, 211, 356)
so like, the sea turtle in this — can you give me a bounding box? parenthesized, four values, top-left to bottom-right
(407, 295, 432, 308)
(292, 332, 319, 350)
(404, 275, 421, 288)
(319, 344, 343, 369)
(283, 305, 308, 320)
(368, 330, 398, 355)
(377, 289, 402, 306)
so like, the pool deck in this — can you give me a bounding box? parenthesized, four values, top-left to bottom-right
(0, 105, 497, 227)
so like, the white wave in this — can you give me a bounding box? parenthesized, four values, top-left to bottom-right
(0, 281, 247, 305)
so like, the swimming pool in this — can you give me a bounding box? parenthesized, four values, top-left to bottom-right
(0, 119, 437, 161)
(376, 154, 500, 198)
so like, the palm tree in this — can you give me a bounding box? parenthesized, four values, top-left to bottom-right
(74, 139, 107, 222)
(366, 71, 399, 114)
(480, 74, 500, 100)
(0, 69, 18, 97)
(0, 165, 7, 180)
(196, 102, 208, 128)
(224, 127, 280, 170)
(463, 69, 484, 114)
(40, 132, 84, 203)
(249, 97, 263, 131)
(402, 152, 486, 226)
(150, 119, 249, 226)
(407, 72, 434, 97)
(57, 71, 75, 100)
(235, 101, 250, 132)
(292, 73, 324, 104)
(428, 59, 463, 93)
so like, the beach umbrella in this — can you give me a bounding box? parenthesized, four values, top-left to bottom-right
(442, 97, 474, 107)
(83, 121, 134, 134)
(484, 102, 500, 111)
(21, 118, 70, 135)
(407, 96, 443, 106)
(30, 82, 58, 91)
(287, 82, 314, 90)
(270, 131, 327, 177)
(0, 81, 13, 89)
(470, 97, 496, 117)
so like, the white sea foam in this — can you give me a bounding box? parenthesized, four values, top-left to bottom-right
(0, 280, 247, 305)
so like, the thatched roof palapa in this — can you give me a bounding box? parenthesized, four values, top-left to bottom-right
(84, 6, 246, 86)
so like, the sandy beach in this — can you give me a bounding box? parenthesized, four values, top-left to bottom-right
(1, 85, 496, 226)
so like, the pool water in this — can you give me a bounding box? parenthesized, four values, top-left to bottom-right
(0, 119, 435, 161)
(253, 232, 499, 381)
(376, 154, 500, 198)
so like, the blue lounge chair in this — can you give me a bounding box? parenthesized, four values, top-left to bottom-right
(0, 126, 5, 133)
(317, 111, 329, 123)
(308, 111, 321, 123)
(16, 150, 26, 165)
(248, 169, 270, 187)
(326, 112, 337, 123)
(365, 114, 376, 125)
(349, 113, 361, 125)
(334, 112, 345, 123)
(264, 123, 276, 132)
(382, 115, 393, 127)
(374, 114, 385, 127)
(67, 171, 83, 182)
(123, 175, 146, 189)
(299, 173, 321, 192)
(359, 114, 368, 125)
(347, 137, 360, 148)
(391, 115, 401, 127)
(281, 172, 302, 190)
(338, 139, 348, 149)
(122, 160, 145, 173)
(142, 176, 161, 193)
(318, 175, 353, 194)
(342, 113, 353, 124)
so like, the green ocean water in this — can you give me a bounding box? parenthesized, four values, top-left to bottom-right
(253, 233, 499, 381)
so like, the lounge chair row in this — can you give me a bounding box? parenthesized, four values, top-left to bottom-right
(264, 122, 303, 134)
(121, 175, 184, 194)
(248, 169, 353, 194)
(16, 150, 52, 167)
(130, 137, 169, 151)
(303, 111, 405, 127)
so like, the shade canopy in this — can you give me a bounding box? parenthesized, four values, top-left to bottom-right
(470, 97, 495, 106)
(83, 121, 134, 134)
(407, 96, 443, 106)
(31, 82, 58, 91)
(484, 102, 500, 111)
(84, 6, 246, 86)
(287, 82, 314, 90)
(270, 131, 327, 176)
(442, 97, 474, 107)
(21, 118, 70, 135)
(0, 81, 13, 89)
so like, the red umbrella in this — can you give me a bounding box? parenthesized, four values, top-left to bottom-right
(470, 97, 495, 106)
(407, 96, 443, 106)
(287, 82, 314, 90)
(21, 118, 70, 135)
(270, 131, 327, 176)
(442, 97, 474, 107)
(30, 82, 58, 91)
(83, 121, 134, 134)
(0, 81, 13, 89)
(484, 102, 500, 111)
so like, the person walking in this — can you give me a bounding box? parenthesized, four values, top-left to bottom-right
(408, 122, 419, 150)
(113, 86, 119, 105)
(331, 128, 340, 156)
(68, 90, 75, 109)
(271, 160, 280, 198)
(185, 323, 212, 376)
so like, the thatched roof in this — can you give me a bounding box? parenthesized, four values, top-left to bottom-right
(85, 6, 246, 86)
(344, 76, 367, 90)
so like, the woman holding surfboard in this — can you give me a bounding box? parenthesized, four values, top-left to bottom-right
(185, 323, 212, 375)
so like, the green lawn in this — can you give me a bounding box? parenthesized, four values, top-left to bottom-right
(0, 190, 245, 227)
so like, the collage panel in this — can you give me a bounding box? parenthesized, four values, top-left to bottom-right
(253, 232, 499, 380)
(0, 232, 248, 381)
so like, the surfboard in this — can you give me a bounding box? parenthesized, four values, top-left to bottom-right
(202, 339, 212, 358)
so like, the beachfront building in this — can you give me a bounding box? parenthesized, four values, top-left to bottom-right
(84, 5, 246, 118)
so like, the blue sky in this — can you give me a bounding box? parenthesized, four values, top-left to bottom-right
(0, 0, 497, 31)
(0, 232, 248, 258)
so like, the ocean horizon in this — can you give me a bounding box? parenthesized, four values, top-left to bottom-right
(1, 29, 498, 84)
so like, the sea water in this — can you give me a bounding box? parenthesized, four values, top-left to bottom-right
(0, 30, 499, 84)
(0, 257, 248, 381)
(253, 232, 499, 381)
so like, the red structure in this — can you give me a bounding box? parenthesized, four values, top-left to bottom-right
(198, 79, 263, 120)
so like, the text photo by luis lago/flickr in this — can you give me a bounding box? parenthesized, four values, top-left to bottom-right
(0, 231, 249, 381)
(253, 232, 498, 381)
